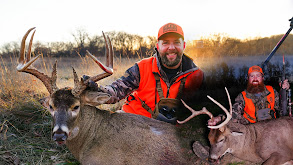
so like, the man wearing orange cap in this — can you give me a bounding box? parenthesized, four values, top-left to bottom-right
(232, 65, 290, 124)
(88, 23, 204, 124)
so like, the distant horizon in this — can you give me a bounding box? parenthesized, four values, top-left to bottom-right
(0, 29, 291, 48)
(1, 0, 292, 48)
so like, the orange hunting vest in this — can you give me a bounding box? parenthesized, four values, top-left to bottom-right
(242, 85, 275, 123)
(122, 56, 203, 118)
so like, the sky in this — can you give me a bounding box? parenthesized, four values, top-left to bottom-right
(0, 0, 293, 48)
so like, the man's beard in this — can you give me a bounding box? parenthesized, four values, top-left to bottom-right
(247, 81, 265, 94)
(159, 52, 183, 67)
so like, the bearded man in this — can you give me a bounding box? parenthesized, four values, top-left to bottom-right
(232, 65, 290, 124)
(87, 23, 204, 124)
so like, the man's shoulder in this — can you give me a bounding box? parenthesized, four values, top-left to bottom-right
(265, 85, 274, 90)
(137, 56, 155, 65)
(235, 91, 245, 101)
(182, 54, 197, 71)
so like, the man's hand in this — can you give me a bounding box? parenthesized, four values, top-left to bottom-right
(82, 75, 117, 104)
(207, 115, 224, 126)
(280, 79, 290, 90)
(82, 75, 100, 91)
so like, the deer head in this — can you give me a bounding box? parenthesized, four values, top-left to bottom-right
(17, 27, 114, 145)
(178, 88, 244, 160)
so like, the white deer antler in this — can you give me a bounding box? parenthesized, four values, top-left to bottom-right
(17, 27, 58, 94)
(177, 100, 214, 124)
(71, 31, 114, 97)
(178, 87, 232, 129)
(207, 87, 232, 129)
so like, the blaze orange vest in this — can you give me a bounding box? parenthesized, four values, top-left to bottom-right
(242, 85, 275, 123)
(122, 56, 203, 118)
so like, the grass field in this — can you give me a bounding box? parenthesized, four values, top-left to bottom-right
(0, 55, 138, 164)
(0, 53, 251, 164)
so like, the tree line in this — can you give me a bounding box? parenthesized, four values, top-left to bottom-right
(1, 29, 293, 58)
(186, 33, 293, 58)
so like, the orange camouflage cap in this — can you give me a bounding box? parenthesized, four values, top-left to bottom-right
(158, 23, 184, 40)
(248, 65, 264, 75)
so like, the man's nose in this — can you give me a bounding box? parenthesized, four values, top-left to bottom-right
(168, 43, 175, 49)
(253, 76, 259, 81)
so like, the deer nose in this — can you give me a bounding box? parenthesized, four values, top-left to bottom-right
(52, 127, 68, 142)
(52, 132, 68, 142)
(208, 157, 220, 164)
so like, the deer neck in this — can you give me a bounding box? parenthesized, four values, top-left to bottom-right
(65, 105, 109, 159)
(231, 123, 262, 162)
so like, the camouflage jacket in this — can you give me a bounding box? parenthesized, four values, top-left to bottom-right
(102, 49, 202, 104)
(232, 86, 280, 125)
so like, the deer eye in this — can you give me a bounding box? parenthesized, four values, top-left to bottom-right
(73, 106, 80, 111)
(49, 105, 53, 110)
(218, 138, 224, 143)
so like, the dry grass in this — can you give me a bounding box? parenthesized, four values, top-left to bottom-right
(0, 54, 138, 164)
(0, 53, 248, 164)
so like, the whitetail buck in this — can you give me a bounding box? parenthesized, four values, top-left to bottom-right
(17, 27, 200, 165)
(179, 88, 293, 165)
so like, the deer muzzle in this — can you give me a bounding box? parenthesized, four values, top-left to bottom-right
(52, 108, 70, 145)
(52, 128, 68, 145)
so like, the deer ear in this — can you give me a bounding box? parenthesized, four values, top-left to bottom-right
(83, 91, 111, 106)
(39, 97, 50, 109)
(231, 131, 244, 136)
(219, 126, 226, 132)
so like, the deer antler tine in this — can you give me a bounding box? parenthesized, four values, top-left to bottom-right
(51, 61, 58, 92)
(207, 95, 230, 118)
(107, 35, 114, 68)
(73, 31, 114, 97)
(72, 67, 80, 85)
(19, 27, 36, 65)
(102, 31, 110, 67)
(86, 50, 113, 75)
(17, 27, 59, 95)
(27, 30, 36, 62)
(17, 54, 41, 71)
(225, 87, 232, 115)
(177, 99, 214, 124)
(207, 90, 232, 129)
(208, 117, 232, 129)
(71, 67, 87, 97)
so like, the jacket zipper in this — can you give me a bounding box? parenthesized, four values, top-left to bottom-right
(166, 86, 170, 98)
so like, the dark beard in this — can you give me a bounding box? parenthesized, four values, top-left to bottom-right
(246, 81, 265, 94)
(159, 52, 182, 67)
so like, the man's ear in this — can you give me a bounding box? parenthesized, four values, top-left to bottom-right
(82, 91, 111, 106)
(156, 43, 159, 50)
(39, 97, 50, 109)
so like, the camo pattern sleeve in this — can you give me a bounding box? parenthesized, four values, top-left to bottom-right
(101, 63, 140, 104)
(232, 93, 251, 125)
(274, 89, 281, 116)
